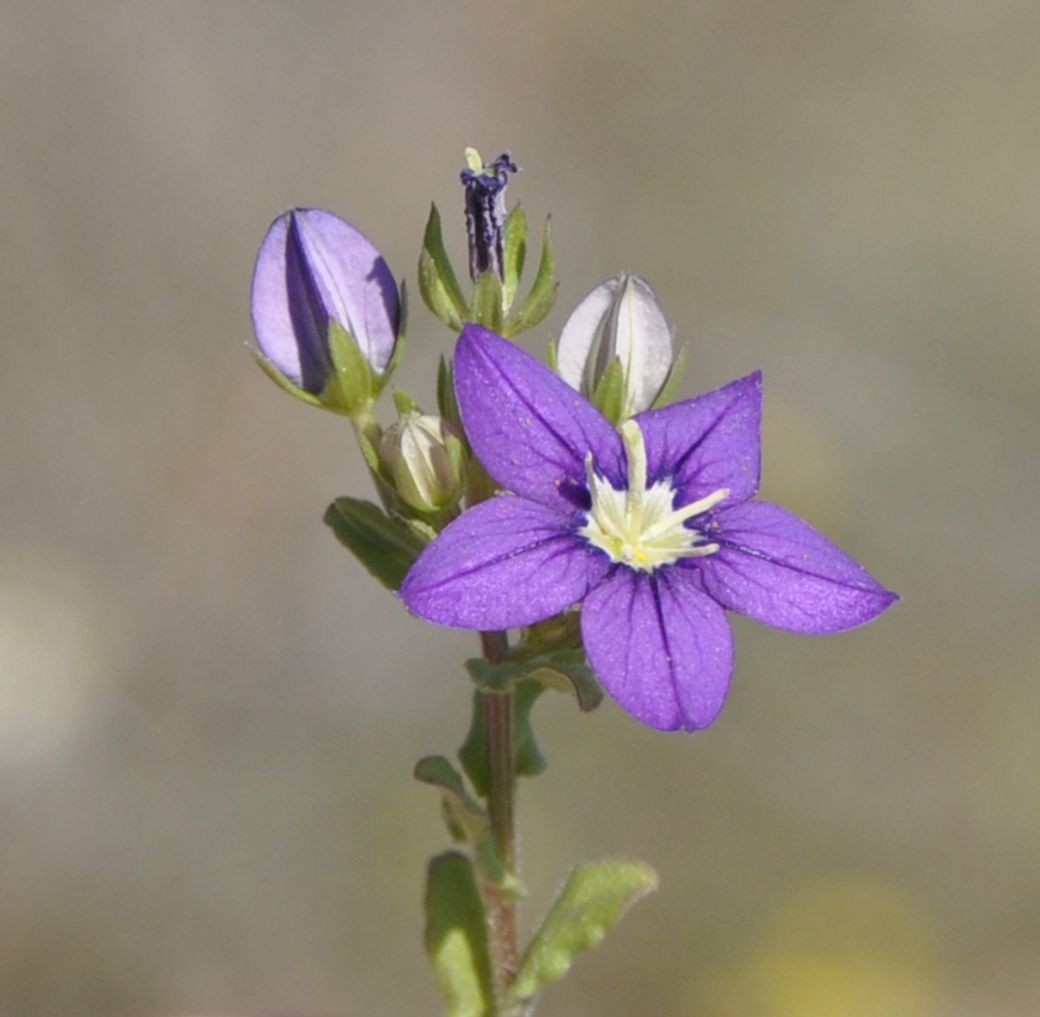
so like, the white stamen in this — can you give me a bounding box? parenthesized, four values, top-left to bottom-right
(579, 422, 728, 572)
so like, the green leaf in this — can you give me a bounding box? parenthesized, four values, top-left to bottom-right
(465, 647, 603, 713)
(323, 496, 427, 591)
(518, 648, 603, 713)
(501, 205, 528, 313)
(509, 858, 659, 1004)
(513, 678, 548, 779)
(590, 357, 626, 425)
(414, 755, 486, 843)
(425, 851, 494, 1017)
(503, 217, 557, 338)
(471, 269, 504, 332)
(457, 683, 549, 794)
(457, 690, 491, 797)
(419, 204, 469, 331)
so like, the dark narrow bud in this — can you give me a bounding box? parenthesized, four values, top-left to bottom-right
(460, 148, 519, 282)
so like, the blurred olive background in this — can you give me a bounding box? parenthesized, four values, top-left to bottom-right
(2, 2, 1038, 1015)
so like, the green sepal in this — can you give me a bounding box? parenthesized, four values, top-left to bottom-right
(650, 342, 688, 410)
(501, 204, 528, 313)
(377, 279, 408, 395)
(471, 269, 504, 332)
(354, 424, 383, 475)
(425, 851, 495, 1017)
(392, 387, 423, 415)
(326, 320, 376, 413)
(419, 204, 469, 331)
(508, 858, 659, 1005)
(590, 357, 626, 425)
(464, 646, 603, 713)
(502, 217, 557, 338)
(405, 516, 439, 543)
(253, 353, 328, 411)
(437, 355, 463, 435)
(546, 336, 559, 374)
(323, 496, 427, 591)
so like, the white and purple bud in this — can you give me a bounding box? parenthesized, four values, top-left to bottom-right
(460, 148, 519, 283)
(556, 273, 675, 420)
(250, 208, 400, 413)
(380, 412, 465, 515)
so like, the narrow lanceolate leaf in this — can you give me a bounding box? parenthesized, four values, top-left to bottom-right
(501, 204, 528, 312)
(419, 203, 469, 330)
(502, 217, 557, 337)
(323, 496, 427, 591)
(425, 852, 494, 1017)
(509, 858, 659, 1005)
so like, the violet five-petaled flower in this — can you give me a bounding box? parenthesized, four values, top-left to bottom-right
(401, 326, 897, 732)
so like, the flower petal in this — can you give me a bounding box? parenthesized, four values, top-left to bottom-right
(401, 495, 610, 630)
(581, 567, 733, 731)
(455, 326, 625, 513)
(634, 372, 762, 508)
(251, 209, 399, 390)
(695, 500, 898, 633)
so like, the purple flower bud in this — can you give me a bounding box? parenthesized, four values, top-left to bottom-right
(251, 209, 399, 398)
(460, 149, 519, 282)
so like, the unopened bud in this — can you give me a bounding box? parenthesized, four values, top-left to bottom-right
(380, 413, 465, 514)
(251, 208, 400, 413)
(556, 274, 674, 419)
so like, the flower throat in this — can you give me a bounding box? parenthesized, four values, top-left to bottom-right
(580, 420, 729, 572)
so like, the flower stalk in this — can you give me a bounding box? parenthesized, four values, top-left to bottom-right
(480, 630, 520, 999)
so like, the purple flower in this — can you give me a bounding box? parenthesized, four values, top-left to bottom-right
(401, 326, 897, 732)
(251, 208, 399, 402)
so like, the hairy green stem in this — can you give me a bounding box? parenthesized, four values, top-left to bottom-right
(480, 629, 519, 1000)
